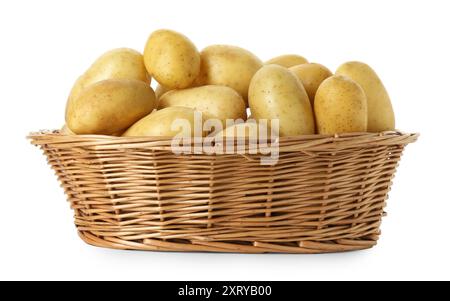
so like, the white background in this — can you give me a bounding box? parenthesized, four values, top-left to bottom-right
(0, 0, 448, 280)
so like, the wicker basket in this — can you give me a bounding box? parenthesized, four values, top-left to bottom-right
(29, 130, 417, 253)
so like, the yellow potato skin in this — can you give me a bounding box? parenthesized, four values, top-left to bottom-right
(248, 65, 315, 136)
(123, 107, 200, 137)
(67, 48, 150, 105)
(314, 75, 367, 134)
(214, 121, 272, 139)
(158, 85, 246, 125)
(66, 79, 156, 135)
(195, 45, 263, 104)
(60, 124, 123, 136)
(289, 63, 332, 105)
(265, 54, 308, 68)
(335, 61, 395, 132)
(144, 29, 200, 89)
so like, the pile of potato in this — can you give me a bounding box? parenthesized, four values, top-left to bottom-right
(63, 29, 395, 138)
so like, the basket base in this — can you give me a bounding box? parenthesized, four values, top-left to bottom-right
(78, 231, 377, 254)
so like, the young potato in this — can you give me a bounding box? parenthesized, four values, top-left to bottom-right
(61, 124, 124, 136)
(66, 79, 156, 135)
(314, 75, 367, 134)
(248, 65, 315, 136)
(144, 29, 200, 89)
(265, 54, 308, 68)
(214, 121, 273, 140)
(123, 107, 201, 137)
(289, 63, 332, 105)
(67, 48, 150, 105)
(194, 45, 263, 104)
(336, 61, 395, 132)
(158, 85, 246, 126)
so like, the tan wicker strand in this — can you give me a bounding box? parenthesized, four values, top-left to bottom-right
(29, 130, 418, 253)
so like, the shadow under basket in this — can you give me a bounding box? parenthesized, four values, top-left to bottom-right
(29, 130, 418, 253)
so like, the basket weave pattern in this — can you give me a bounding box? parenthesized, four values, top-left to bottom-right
(29, 131, 417, 253)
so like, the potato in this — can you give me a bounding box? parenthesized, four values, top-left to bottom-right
(314, 75, 367, 134)
(155, 84, 171, 100)
(123, 107, 201, 137)
(194, 45, 262, 104)
(289, 63, 332, 105)
(66, 79, 156, 135)
(265, 54, 308, 68)
(335, 61, 395, 132)
(248, 64, 315, 136)
(144, 29, 200, 89)
(61, 124, 124, 136)
(214, 121, 273, 139)
(158, 85, 246, 126)
(67, 48, 149, 105)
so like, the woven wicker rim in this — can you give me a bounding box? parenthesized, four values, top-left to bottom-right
(28, 130, 418, 152)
